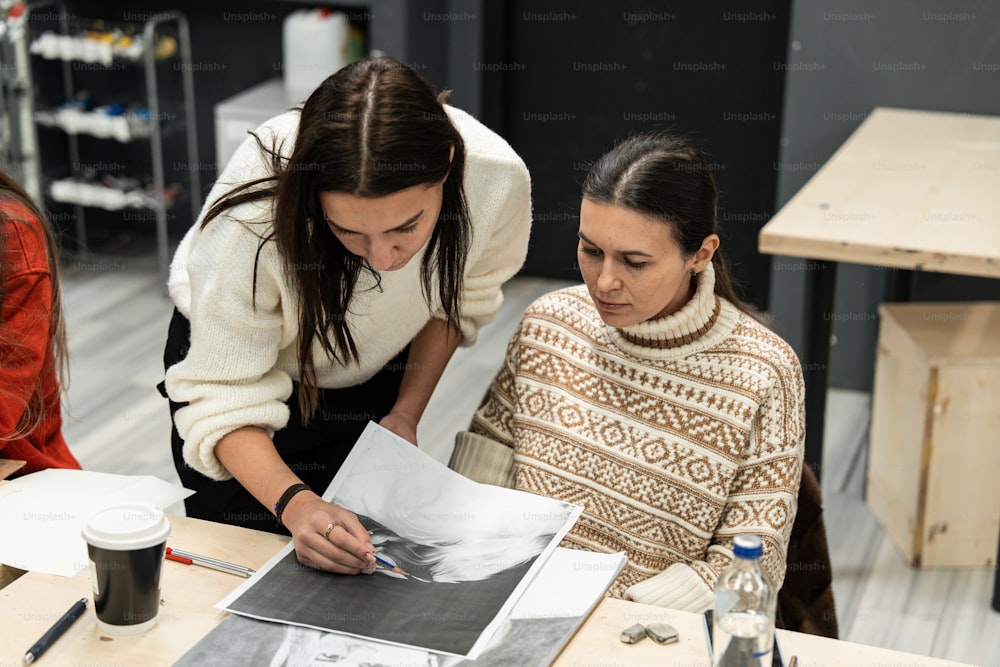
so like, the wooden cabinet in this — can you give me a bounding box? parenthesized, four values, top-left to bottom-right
(867, 302, 1000, 567)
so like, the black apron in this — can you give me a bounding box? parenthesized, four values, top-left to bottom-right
(158, 308, 407, 534)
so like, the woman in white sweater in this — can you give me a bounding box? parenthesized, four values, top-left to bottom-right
(452, 133, 804, 612)
(161, 57, 531, 575)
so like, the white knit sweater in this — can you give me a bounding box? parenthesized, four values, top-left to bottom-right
(166, 106, 531, 481)
(470, 264, 804, 612)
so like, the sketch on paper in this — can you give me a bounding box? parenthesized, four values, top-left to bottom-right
(217, 423, 583, 658)
(177, 548, 627, 667)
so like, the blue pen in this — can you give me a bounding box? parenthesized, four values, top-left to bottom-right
(23, 597, 88, 664)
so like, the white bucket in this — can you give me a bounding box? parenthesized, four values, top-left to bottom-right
(283, 8, 350, 105)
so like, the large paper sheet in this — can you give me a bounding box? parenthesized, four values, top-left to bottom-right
(218, 422, 583, 658)
(178, 548, 626, 667)
(0, 469, 193, 576)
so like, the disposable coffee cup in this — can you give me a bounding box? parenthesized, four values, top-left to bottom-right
(81, 503, 171, 635)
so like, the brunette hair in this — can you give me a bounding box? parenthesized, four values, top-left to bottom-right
(0, 170, 68, 440)
(201, 57, 472, 421)
(581, 132, 761, 321)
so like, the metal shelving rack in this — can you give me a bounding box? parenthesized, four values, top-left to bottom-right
(22, 1, 201, 286)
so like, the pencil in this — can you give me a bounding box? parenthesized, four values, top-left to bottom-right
(166, 547, 255, 577)
(23, 597, 88, 664)
(788, 656, 798, 667)
(374, 554, 410, 576)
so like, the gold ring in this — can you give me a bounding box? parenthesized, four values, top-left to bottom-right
(323, 523, 334, 541)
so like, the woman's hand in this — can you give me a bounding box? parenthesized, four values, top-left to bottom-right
(379, 411, 419, 446)
(213, 428, 376, 574)
(280, 491, 377, 574)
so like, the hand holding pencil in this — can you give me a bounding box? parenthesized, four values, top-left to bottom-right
(281, 494, 378, 575)
(374, 553, 410, 576)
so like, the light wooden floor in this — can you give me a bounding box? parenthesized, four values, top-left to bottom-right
(59, 255, 999, 666)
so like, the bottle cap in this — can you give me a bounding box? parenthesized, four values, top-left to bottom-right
(732, 533, 763, 559)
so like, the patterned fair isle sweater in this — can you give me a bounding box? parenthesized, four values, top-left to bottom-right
(470, 263, 804, 611)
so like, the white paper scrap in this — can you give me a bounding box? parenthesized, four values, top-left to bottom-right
(0, 469, 193, 576)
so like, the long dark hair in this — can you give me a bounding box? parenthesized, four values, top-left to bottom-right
(581, 132, 761, 321)
(201, 57, 472, 421)
(0, 170, 68, 440)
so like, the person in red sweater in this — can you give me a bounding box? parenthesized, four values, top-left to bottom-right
(0, 170, 78, 475)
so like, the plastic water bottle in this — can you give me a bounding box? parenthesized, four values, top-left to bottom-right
(712, 534, 776, 667)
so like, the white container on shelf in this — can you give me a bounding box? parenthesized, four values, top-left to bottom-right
(282, 8, 349, 105)
(213, 77, 289, 169)
(49, 179, 152, 210)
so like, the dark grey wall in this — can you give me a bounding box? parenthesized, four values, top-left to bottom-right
(769, 0, 1000, 390)
(485, 1, 791, 296)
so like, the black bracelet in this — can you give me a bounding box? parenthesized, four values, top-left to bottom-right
(273, 482, 311, 527)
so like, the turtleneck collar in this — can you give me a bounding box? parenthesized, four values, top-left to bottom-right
(606, 262, 739, 361)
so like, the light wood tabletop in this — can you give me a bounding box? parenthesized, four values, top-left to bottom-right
(0, 515, 979, 666)
(555, 597, 977, 667)
(756, 106, 1000, 489)
(1, 515, 287, 666)
(759, 107, 1000, 278)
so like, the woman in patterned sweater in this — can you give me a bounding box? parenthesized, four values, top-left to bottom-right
(451, 133, 805, 612)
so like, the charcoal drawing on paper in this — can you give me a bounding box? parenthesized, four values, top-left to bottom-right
(219, 423, 583, 657)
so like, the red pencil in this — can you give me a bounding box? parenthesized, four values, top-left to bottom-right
(165, 552, 192, 565)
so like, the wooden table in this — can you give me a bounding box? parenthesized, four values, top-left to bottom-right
(554, 597, 975, 667)
(759, 106, 1000, 481)
(758, 106, 1000, 611)
(0, 516, 287, 665)
(0, 515, 977, 666)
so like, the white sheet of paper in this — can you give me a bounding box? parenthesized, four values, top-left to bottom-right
(0, 469, 193, 576)
(510, 548, 627, 619)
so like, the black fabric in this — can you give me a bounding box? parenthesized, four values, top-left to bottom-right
(775, 464, 839, 638)
(160, 308, 407, 535)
